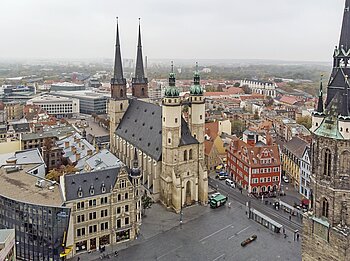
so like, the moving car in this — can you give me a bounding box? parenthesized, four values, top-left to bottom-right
(216, 171, 228, 180)
(225, 179, 235, 188)
(208, 192, 221, 201)
(210, 194, 228, 208)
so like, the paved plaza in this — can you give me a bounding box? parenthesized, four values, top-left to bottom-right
(72, 200, 301, 261)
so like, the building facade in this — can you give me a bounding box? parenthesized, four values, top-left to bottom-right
(27, 95, 79, 118)
(0, 229, 16, 261)
(240, 79, 277, 98)
(299, 146, 311, 199)
(303, 1, 350, 260)
(50, 82, 85, 92)
(281, 136, 309, 190)
(227, 135, 281, 194)
(61, 166, 141, 257)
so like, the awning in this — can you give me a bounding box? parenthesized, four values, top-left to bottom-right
(60, 246, 73, 257)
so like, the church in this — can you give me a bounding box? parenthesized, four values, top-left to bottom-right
(108, 20, 208, 213)
(303, 1, 350, 260)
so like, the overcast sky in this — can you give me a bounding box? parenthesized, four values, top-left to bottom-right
(0, 0, 347, 61)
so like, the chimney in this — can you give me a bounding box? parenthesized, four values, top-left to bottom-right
(76, 153, 81, 161)
(64, 141, 69, 149)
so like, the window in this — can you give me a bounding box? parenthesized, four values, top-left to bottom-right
(89, 199, 96, 207)
(77, 202, 85, 210)
(322, 198, 329, 218)
(101, 222, 109, 231)
(101, 209, 108, 218)
(117, 219, 121, 228)
(175, 118, 178, 123)
(100, 197, 108, 205)
(117, 194, 121, 201)
(189, 149, 193, 160)
(89, 212, 97, 220)
(184, 150, 187, 161)
(200, 115, 203, 120)
(89, 225, 97, 234)
(120, 89, 124, 98)
(125, 217, 129, 225)
(125, 205, 129, 212)
(168, 138, 171, 144)
(324, 149, 332, 177)
(77, 228, 85, 237)
(77, 215, 85, 223)
(117, 207, 121, 214)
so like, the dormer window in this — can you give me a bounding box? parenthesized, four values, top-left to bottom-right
(101, 183, 106, 193)
(89, 185, 94, 196)
(78, 187, 83, 198)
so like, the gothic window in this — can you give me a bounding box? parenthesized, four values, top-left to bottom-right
(189, 149, 193, 160)
(323, 149, 332, 177)
(141, 88, 145, 96)
(340, 151, 350, 173)
(120, 89, 124, 98)
(321, 198, 329, 218)
(167, 132, 172, 145)
(184, 150, 187, 161)
(120, 103, 123, 111)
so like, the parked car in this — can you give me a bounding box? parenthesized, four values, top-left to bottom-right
(241, 235, 257, 247)
(216, 171, 228, 180)
(225, 179, 235, 188)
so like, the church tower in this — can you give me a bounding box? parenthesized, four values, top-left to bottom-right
(109, 18, 128, 153)
(302, 1, 350, 260)
(160, 62, 182, 209)
(132, 19, 148, 99)
(188, 63, 208, 205)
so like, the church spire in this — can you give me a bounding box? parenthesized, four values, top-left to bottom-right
(169, 61, 176, 87)
(339, 0, 350, 51)
(193, 62, 200, 86)
(112, 17, 126, 85)
(130, 148, 141, 177)
(316, 75, 324, 113)
(133, 18, 147, 84)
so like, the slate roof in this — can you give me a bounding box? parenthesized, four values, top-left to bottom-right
(12, 122, 30, 133)
(116, 99, 198, 161)
(283, 137, 309, 159)
(76, 149, 124, 172)
(63, 167, 120, 201)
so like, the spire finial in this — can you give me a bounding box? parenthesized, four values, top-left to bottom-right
(316, 74, 324, 113)
(171, 61, 174, 73)
(195, 62, 199, 72)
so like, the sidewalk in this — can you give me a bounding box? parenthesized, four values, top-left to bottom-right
(69, 203, 209, 260)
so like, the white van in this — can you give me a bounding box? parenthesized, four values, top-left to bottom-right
(225, 179, 235, 188)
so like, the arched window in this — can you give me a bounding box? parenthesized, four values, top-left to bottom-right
(184, 150, 187, 161)
(120, 103, 123, 111)
(340, 151, 350, 173)
(324, 149, 332, 177)
(322, 198, 329, 218)
(117, 194, 121, 201)
(125, 193, 128, 200)
(189, 149, 193, 160)
(120, 89, 124, 98)
(141, 88, 145, 96)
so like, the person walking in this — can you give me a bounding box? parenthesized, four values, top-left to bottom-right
(297, 233, 300, 241)
(289, 215, 292, 221)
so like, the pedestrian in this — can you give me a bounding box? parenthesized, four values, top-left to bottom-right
(77, 257, 80, 261)
(284, 233, 287, 239)
(228, 202, 231, 208)
(283, 228, 285, 234)
(297, 233, 299, 241)
(289, 215, 291, 221)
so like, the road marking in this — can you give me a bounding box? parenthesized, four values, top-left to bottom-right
(228, 226, 251, 240)
(156, 245, 182, 260)
(199, 223, 234, 242)
(212, 253, 225, 261)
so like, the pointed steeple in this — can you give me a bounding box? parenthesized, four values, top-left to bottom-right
(194, 62, 200, 85)
(130, 148, 141, 177)
(341, 75, 350, 116)
(316, 75, 324, 113)
(339, 0, 350, 51)
(132, 18, 148, 84)
(169, 61, 176, 87)
(112, 17, 126, 85)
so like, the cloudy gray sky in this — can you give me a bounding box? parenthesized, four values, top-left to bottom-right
(0, 0, 347, 61)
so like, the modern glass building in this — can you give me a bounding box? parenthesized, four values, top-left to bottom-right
(0, 165, 70, 261)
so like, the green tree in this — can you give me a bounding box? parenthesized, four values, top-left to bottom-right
(242, 85, 252, 94)
(297, 116, 312, 129)
(141, 192, 153, 217)
(234, 82, 241, 87)
(231, 120, 245, 136)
